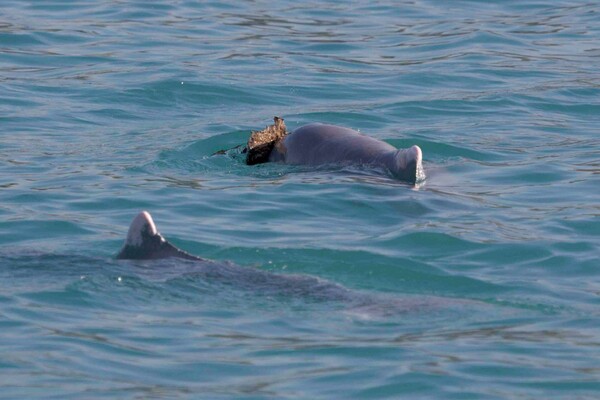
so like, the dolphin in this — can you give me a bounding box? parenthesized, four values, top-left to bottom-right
(116, 211, 488, 316)
(244, 120, 425, 183)
(116, 211, 356, 303)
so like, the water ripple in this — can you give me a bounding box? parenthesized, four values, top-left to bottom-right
(1, 0, 599, 398)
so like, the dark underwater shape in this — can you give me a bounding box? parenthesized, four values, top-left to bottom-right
(116, 211, 360, 304)
(115, 211, 486, 316)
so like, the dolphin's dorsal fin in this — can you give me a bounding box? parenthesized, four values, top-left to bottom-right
(117, 211, 202, 261)
(391, 145, 425, 184)
(126, 211, 161, 247)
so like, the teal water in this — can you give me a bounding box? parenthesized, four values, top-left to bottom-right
(1, 0, 599, 398)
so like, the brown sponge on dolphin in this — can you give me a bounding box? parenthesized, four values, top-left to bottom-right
(245, 116, 288, 165)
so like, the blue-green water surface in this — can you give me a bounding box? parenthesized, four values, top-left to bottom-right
(1, 1, 599, 398)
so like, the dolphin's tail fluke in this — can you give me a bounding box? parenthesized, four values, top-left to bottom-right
(117, 211, 202, 261)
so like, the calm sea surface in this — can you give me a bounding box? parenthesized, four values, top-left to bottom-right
(1, 1, 599, 398)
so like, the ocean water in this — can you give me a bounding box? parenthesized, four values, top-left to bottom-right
(1, 0, 599, 398)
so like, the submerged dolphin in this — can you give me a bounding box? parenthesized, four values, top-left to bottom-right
(116, 211, 485, 315)
(244, 119, 425, 183)
(116, 211, 355, 303)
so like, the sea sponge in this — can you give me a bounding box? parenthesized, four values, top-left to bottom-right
(246, 116, 288, 165)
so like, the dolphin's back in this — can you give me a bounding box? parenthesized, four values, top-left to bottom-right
(270, 123, 423, 183)
(277, 123, 397, 165)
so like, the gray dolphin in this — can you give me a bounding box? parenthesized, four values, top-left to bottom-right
(116, 211, 354, 302)
(249, 122, 424, 183)
(116, 211, 487, 316)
